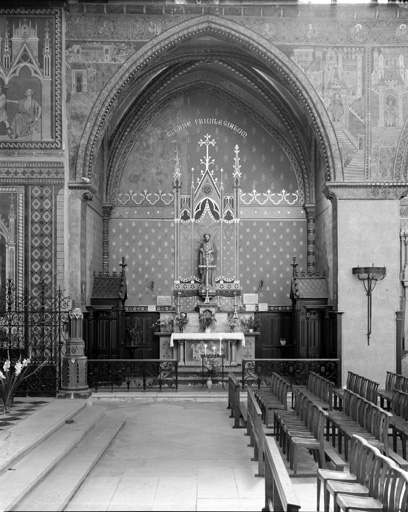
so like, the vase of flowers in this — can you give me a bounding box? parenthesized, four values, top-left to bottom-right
(241, 316, 260, 333)
(203, 355, 221, 390)
(149, 319, 173, 333)
(227, 312, 241, 333)
(199, 310, 216, 333)
(0, 352, 48, 414)
(175, 312, 189, 333)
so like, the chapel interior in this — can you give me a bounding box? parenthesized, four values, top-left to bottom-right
(1, 0, 408, 394)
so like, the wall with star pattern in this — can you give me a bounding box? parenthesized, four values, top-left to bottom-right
(110, 94, 308, 307)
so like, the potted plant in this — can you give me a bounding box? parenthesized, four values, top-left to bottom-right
(199, 310, 216, 333)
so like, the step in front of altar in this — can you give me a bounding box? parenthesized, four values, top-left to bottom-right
(177, 364, 243, 386)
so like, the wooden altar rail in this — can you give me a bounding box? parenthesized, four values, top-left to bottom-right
(87, 359, 178, 391)
(241, 359, 340, 390)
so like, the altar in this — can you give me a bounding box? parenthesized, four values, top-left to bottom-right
(168, 332, 249, 366)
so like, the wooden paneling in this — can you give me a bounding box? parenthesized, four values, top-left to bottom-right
(255, 312, 294, 359)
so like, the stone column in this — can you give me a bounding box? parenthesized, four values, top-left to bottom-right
(304, 205, 316, 274)
(58, 307, 91, 400)
(230, 340, 237, 366)
(178, 341, 185, 366)
(102, 205, 113, 274)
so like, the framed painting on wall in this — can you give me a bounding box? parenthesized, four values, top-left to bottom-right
(0, 10, 62, 148)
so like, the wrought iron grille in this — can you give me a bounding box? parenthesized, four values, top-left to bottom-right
(0, 279, 71, 396)
(241, 358, 340, 390)
(87, 359, 178, 391)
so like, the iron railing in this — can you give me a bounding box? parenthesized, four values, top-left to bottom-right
(241, 358, 340, 390)
(0, 279, 71, 395)
(87, 359, 178, 391)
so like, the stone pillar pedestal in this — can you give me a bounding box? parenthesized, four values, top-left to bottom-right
(178, 341, 185, 366)
(58, 307, 92, 400)
(230, 340, 237, 366)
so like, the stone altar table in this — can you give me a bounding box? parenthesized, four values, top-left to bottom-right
(169, 332, 246, 366)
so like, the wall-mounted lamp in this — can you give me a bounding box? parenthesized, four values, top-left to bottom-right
(352, 264, 386, 344)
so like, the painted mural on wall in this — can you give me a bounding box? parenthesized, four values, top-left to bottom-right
(117, 92, 301, 204)
(287, 42, 366, 179)
(65, 39, 135, 179)
(370, 45, 408, 181)
(0, 188, 24, 297)
(0, 11, 61, 148)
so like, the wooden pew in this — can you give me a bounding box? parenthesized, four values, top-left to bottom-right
(247, 386, 266, 477)
(262, 436, 301, 512)
(227, 372, 247, 429)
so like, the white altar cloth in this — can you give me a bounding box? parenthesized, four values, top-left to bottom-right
(170, 332, 245, 347)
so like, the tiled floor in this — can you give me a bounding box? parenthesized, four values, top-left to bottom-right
(0, 398, 52, 432)
(66, 399, 325, 512)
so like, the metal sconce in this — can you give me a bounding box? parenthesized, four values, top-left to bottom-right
(352, 264, 386, 345)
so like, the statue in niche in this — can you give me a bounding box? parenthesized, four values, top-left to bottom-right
(199, 233, 215, 288)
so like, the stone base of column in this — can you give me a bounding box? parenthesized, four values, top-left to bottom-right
(57, 389, 92, 400)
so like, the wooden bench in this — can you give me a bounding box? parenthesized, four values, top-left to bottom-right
(332, 371, 379, 410)
(227, 373, 247, 429)
(377, 371, 408, 411)
(326, 388, 408, 470)
(254, 372, 290, 429)
(247, 386, 267, 477)
(292, 371, 335, 411)
(262, 435, 301, 512)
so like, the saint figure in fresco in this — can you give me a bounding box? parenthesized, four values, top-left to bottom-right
(0, 86, 14, 139)
(199, 233, 215, 287)
(385, 98, 397, 128)
(10, 89, 42, 139)
(329, 93, 344, 123)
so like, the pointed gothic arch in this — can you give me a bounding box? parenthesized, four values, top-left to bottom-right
(75, 15, 343, 188)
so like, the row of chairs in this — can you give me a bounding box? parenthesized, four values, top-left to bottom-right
(317, 434, 408, 512)
(378, 370, 408, 410)
(292, 371, 335, 411)
(332, 371, 379, 409)
(274, 390, 327, 475)
(254, 372, 290, 429)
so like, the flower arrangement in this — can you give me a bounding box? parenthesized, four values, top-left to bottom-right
(0, 352, 48, 414)
(199, 310, 217, 332)
(241, 315, 260, 332)
(227, 313, 241, 333)
(175, 312, 189, 333)
(203, 355, 222, 377)
(149, 319, 173, 333)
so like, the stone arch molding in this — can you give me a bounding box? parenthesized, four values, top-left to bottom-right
(75, 15, 343, 187)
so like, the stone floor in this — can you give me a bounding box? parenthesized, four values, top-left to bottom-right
(66, 397, 322, 511)
(0, 392, 331, 511)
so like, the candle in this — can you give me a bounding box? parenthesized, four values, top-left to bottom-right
(204, 344, 207, 355)
(219, 339, 222, 355)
